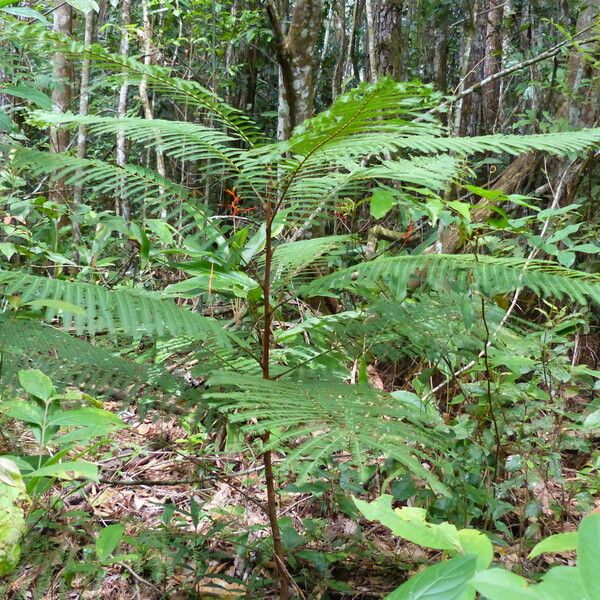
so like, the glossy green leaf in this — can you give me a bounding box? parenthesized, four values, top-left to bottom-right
(471, 569, 539, 600)
(579, 513, 600, 600)
(583, 410, 600, 430)
(65, 0, 99, 13)
(0, 400, 45, 426)
(529, 531, 578, 558)
(25, 460, 98, 481)
(534, 566, 587, 600)
(387, 555, 477, 600)
(96, 524, 124, 562)
(354, 495, 460, 550)
(370, 189, 395, 219)
(18, 369, 54, 401)
(456, 529, 493, 570)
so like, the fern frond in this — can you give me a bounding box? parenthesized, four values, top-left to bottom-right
(0, 270, 232, 343)
(0, 315, 187, 399)
(266, 235, 354, 289)
(10, 147, 188, 202)
(30, 112, 242, 171)
(302, 254, 600, 304)
(390, 129, 600, 156)
(206, 373, 449, 493)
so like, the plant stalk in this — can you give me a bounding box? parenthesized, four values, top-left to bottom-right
(261, 196, 289, 600)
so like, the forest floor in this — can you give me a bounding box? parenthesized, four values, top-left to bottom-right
(3, 394, 584, 599)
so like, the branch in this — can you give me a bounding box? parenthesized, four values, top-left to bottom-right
(444, 27, 600, 107)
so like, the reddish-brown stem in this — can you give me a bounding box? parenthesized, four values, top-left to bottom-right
(261, 195, 289, 600)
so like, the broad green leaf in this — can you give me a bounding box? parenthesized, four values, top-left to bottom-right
(446, 200, 471, 222)
(1, 6, 49, 23)
(354, 495, 460, 550)
(579, 513, 600, 600)
(0, 85, 51, 110)
(47, 407, 123, 428)
(456, 529, 493, 570)
(0, 457, 28, 577)
(0, 110, 14, 133)
(471, 569, 540, 600)
(370, 189, 395, 219)
(387, 555, 477, 600)
(534, 566, 587, 600)
(0, 457, 22, 487)
(0, 400, 45, 425)
(96, 523, 124, 561)
(572, 244, 600, 254)
(18, 369, 54, 401)
(529, 531, 578, 558)
(65, 0, 99, 13)
(26, 460, 98, 481)
(583, 410, 600, 430)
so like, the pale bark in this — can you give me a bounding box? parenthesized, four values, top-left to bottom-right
(50, 0, 73, 206)
(268, 0, 324, 140)
(72, 10, 95, 258)
(139, 0, 167, 214)
(331, 0, 347, 97)
(117, 0, 131, 220)
(365, 0, 377, 80)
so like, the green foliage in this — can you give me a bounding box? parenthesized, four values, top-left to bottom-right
(1, 369, 124, 488)
(303, 254, 600, 304)
(0, 457, 30, 577)
(357, 497, 600, 600)
(207, 373, 449, 493)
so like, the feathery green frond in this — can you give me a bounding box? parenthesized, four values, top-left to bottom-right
(30, 112, 242, 171)
(0, 270, 232, 343)
(302, 254, 600, 304)
(0, 315, 187, 399)
(10, 147, 189, 202)
(267, 235, 355, 289)
(206, 372, 449, 493)
(2, 18, 263, 146)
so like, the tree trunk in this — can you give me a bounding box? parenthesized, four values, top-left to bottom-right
(482, 0, 503, 131)
(432, 8, 449, 92)
(139, 0, 167, 215)
(117, 0, 131, 220)
(371, 0, 403, 80)
(457, 0, 487, 136)
(72, 10, 95, 259)
(50, 0, 73, 206)
(268, 0, 323, 140)
(331, 0, 347, 97)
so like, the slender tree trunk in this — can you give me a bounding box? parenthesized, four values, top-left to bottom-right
(432, 8, 449, 92)
(139, 0, 167, 216)
(50, 0, 73, 207)
(457, 0, 487, 136)
(72, 10, 94, 260)
(117, 0, 131, 220)
(315, 0, 335, 92)
(331, 0, 347, 97)
(364, 0, 377, 80)
(482, 0, 503, 131)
